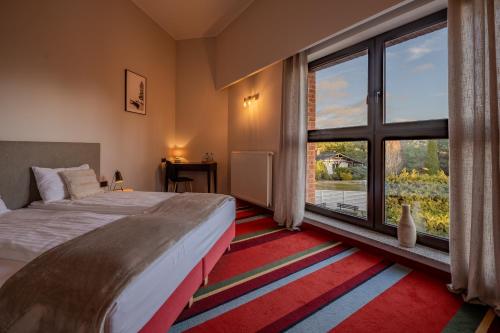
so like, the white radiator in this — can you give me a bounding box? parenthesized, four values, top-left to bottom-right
(231, 151, 273, 208)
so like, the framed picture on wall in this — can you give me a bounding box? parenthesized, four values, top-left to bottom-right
(125, 69, 146, 115)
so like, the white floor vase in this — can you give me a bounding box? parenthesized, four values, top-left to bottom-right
(397, 204, 416, 248)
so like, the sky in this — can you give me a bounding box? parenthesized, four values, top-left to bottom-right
(315, 27, 448, 129)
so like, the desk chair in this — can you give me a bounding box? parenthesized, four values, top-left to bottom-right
(165, 161, 194, 192)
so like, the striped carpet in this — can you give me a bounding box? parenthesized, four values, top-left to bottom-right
(170, 204, 499, 333)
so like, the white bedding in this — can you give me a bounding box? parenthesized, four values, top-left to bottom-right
(29, 191, 177, 215)
(0, 197, 236, 333)
(0, 209, 124, 262)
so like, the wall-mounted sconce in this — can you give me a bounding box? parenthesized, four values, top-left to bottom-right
(243, 93, 259, 107)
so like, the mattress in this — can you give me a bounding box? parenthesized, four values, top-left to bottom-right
(29, 191, 177, 215)
(0, 198, 236, 333)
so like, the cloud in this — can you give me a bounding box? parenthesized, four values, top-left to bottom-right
(408, 45, 432, 60)
(317, 77, 349, 100)
(316, 100, 367, 128)
(412, 63, 435, 73)
(406, 29, 446, 61)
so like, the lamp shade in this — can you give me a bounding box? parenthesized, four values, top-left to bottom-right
(172, 148, 184, 158)
(114, 170, 124, 183)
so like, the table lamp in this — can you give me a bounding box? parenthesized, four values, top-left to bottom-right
(113, 170, 124, 191)
(172, 147, 184, 163)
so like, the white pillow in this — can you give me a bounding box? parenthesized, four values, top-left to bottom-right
(0, 197, 9, 215)
(60, 169, 103, 200)
(32, 164, 90, 202)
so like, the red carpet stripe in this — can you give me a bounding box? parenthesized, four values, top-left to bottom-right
(205, 229, 335, 286)
(236, 209, 266, 220)
(232, 227, 284, 243)
(177, 244, 352, 322)
(196, 242, 340, 298)
(230, 229, 295, 253)
(185, 251, 384, 332)
(235, 217, 277, 236)
(231, 224, 329, 252)
(257, 260, 392, 333)
(331, 270, 463, 333)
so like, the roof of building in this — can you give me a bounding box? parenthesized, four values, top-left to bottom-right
(316, 151, 365, 165)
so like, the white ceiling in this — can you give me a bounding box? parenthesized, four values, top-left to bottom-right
(131, 0, 255, 40)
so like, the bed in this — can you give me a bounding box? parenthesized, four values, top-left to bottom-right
(0, 141, 236, 332)
(29, 191, 178, 215)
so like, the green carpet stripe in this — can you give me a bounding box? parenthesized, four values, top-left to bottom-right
(194, 242, 336, 298)
(442, 302, 489, 333)
(232, 228, 282, 242)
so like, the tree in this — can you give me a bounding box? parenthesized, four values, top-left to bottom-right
(335, 167, 352, 181)
(425, 141, 440, 175)
(316, 161, 328, 180)
(438, 139, 449, 175)
(402, 140, 426, 171)
(316, 142, 367, 163)
(386, 141, 403, 175)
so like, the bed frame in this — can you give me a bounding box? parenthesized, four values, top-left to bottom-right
(0, 140, 235, 332)
(140, 222, 235, 332)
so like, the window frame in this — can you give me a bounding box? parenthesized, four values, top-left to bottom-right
(306, 9, 449, 251)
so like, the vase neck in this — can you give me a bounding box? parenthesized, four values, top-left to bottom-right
(402, 205, 411, 216)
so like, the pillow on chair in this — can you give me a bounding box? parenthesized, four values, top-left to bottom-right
(60, 169, 103, 200)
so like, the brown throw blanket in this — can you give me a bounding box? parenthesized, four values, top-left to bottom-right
(0, 193, 232, 333)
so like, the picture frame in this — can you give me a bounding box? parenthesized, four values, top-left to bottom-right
(125, 69, 147, 115)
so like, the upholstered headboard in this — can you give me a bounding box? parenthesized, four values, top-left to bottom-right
(0, 141, 100, 209)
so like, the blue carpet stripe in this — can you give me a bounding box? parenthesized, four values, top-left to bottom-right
(285, 264, 412, 333)
(169, 248, 360, 333)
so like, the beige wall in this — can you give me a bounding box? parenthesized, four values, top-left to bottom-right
(175, 39, 229, 193)
(227, 62, 283, 197)
(215, 0, 403, 88)
(0, 0, 407, 197)
(0, 0, 176, 191)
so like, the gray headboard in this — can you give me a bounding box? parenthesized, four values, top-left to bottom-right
(0, 141, 100, 209)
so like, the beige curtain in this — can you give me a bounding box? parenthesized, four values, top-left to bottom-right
(448, 0, 500, 313)
(274, 52, 308, 229)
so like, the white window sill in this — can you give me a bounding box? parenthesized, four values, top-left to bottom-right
(304, 211, 450, 273)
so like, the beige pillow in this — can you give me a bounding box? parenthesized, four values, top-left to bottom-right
(60, 169, 103, 200)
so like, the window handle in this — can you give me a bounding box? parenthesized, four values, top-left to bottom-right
(376, 90, 383, 104)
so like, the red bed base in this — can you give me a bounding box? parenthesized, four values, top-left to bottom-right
(139, 221, 236, 333)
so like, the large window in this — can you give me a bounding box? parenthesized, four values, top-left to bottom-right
(306, 10, 449, 251)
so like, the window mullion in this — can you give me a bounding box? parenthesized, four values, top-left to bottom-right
(372, 34, 385, 232)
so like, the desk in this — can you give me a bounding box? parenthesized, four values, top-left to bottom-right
(165, 161, 217, 193)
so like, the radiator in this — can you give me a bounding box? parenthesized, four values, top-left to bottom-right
(230, 151, 273, 208)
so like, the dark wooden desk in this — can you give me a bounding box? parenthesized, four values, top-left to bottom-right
(165, 161, 217, 193)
